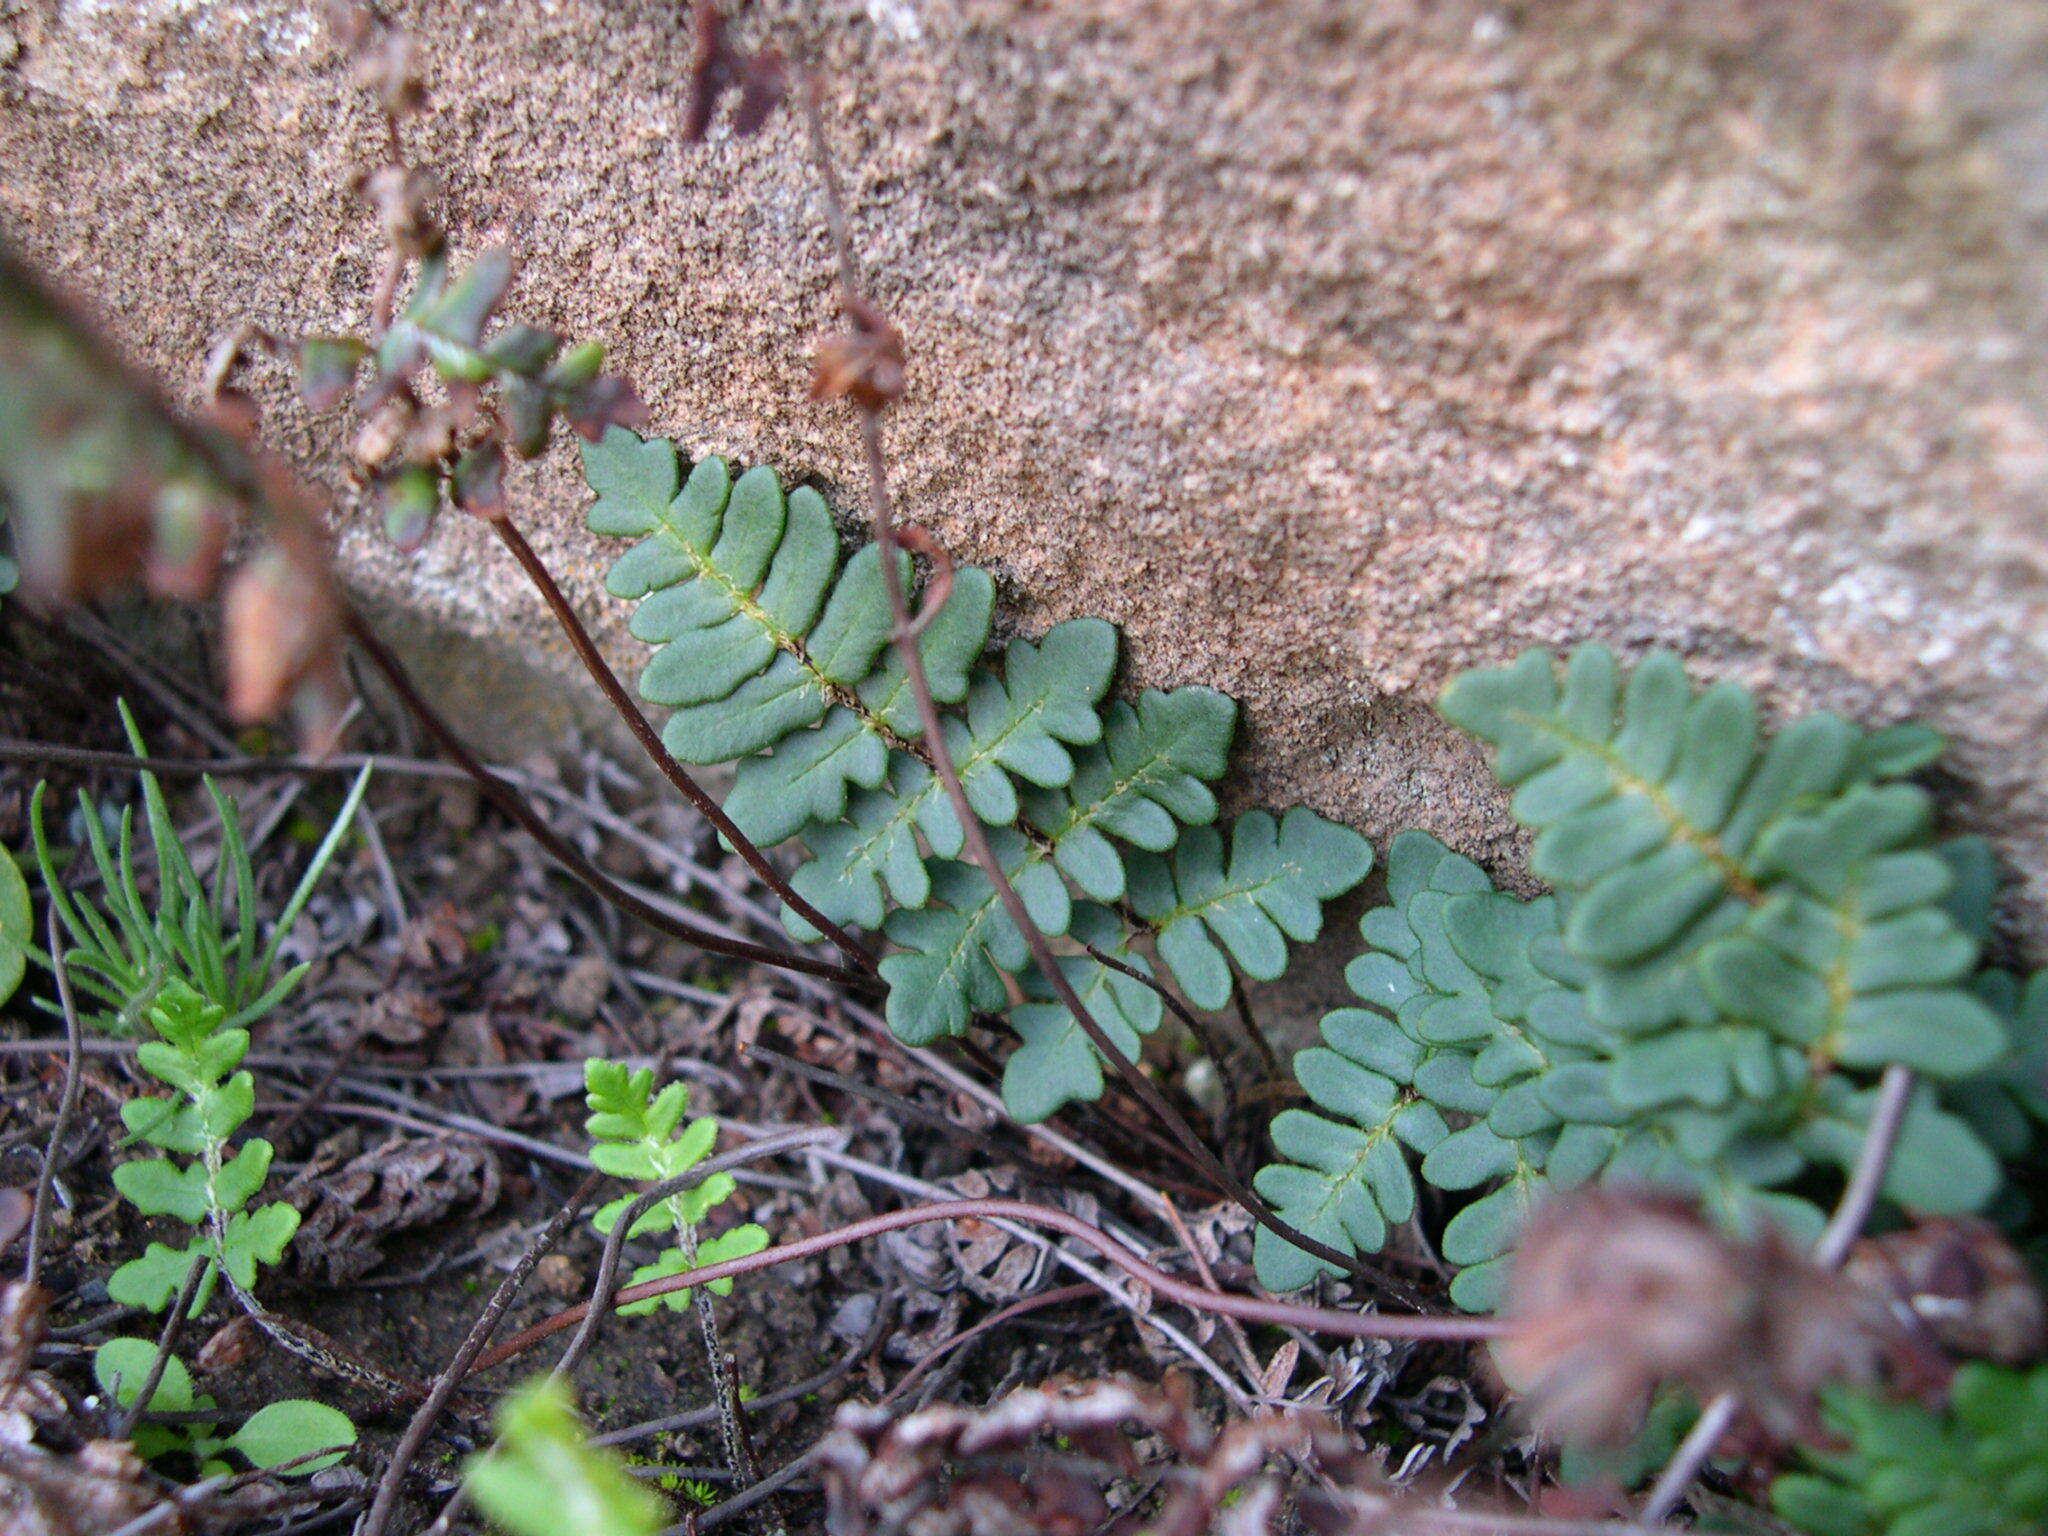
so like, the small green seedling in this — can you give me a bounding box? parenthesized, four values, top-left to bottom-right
(31, 702, 369, 1032)
(92, 1338, 352, 1477)
(466, 1376, 668, 1536)
(107, 978, 304, 1314)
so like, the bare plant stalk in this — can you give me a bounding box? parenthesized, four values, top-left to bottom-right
(792, 79, 1416, 1301)
(482, 511, 877, 975)
(356, 1169, 605, 1536)
(1083, 939, 1249, 1127)
(343, 610, 870, 989)
(1639, 1064, 1919, 1523)
(468, 1194, 1497, 1379)
(23, 905, 86, 1289)
(111, 1256, 207, 1440)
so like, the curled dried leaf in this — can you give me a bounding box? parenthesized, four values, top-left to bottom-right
(221, 542, 347, 734)
(451, 441, 507, 515)
(812, 295, 906, 411)
(282, 1136, 502, 1286)
(559, 373, 648, 444)
(817, 1376, 1382, 1536)
(683, 1, 787, 142)
(1499, 1188, 1898, 1447)
(352, 396, 414, 474)
(0, 1438, 168, 1536)
(1848, 1217, 2047, 1367)
(354, 164, 442, 260)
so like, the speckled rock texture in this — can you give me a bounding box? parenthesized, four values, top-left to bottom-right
(4, 0, 2046, 954)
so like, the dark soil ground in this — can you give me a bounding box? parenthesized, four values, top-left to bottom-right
(0, 603, 1500, 1536)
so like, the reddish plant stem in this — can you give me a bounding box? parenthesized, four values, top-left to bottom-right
(467, 1196, 1498, 1379)
(793, 78, 1418, 1301)
(855, 409, 1422, 1304)
(342, 609, 870, 989)
(481, 511, 878, 976)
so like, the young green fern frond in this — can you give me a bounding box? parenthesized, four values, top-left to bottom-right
(583, 1059, 768, 1315)
(1125, 808, 1373, 1010)
(1772, 1363, 2048, 1536)
(107, 978, 303, 1315)
(95, 979, 353, 1477)
(584, 427, 1364, 1122)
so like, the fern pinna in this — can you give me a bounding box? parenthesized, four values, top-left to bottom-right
(1255, 645, 2022, 1309)
(582, 427, 1370, 1121)
(1771, 1362, 2048, 1536)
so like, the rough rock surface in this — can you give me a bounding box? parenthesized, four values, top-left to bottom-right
(4, 0, 2046, 955)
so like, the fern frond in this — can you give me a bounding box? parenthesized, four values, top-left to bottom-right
(1002, 906, 1167, 1122)
(875, 833, 1073, 1046)
(1772, 1363, 2048, 1536)
(1952, 970, 2048, 1159)
(1022, 687, 1238, 901)
(1441, 645, 2003, 1082)
(1255, 823, 2001, 1310)
(582, 1060, 766, 1313)
(1125, 807, 1374, 1009)
(586, 428, 1322, 1124)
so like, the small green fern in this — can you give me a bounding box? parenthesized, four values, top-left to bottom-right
(97, 978, 354, 1477)
(583, 427, 1369, 1120)
(583, 1059, 769, 1315)
(467, 1376, 669, 1536)
(1436, 646, 2001, 1085)
(107, 979, 305, 1315)
(1772, 1363, 2048, 1536)
(1256, 646, 2017, 1309)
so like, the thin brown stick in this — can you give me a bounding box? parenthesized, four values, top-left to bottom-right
(878, 1282, 1096, 1408)
(355, 1169, 605, 1536)
(593, 1295, 891, 1447)
(342, 609, 870, 989)
(744, 1042, 1026, 1173)
(688, 1450, 809, 1534)
(112, 1256, 207, 1439)
(1639, 1064, 1918, 1523)
(24, 905, 86, 1289)
(1231, 973, 1285, 1086)
(1160, 1191, 1267, 1395)
(482, 511, 876, 975)
(1082, 940, 1248, 1124)
(469, 1195, 1497, 1379)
